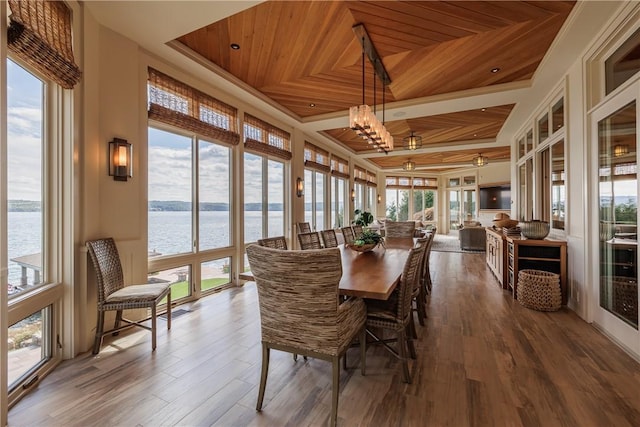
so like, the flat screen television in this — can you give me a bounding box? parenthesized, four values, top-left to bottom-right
(479, 185, 511, 210)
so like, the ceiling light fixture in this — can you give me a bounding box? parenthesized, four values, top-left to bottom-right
(230, 43, 240, 50)
(403, 159, 415, 171)
(491, 67, 500, 73)
(402, 130, 422, 150)
(613, 144, 629, 157)
(349, 24, 393, 153)
(472, 153, 489, 167)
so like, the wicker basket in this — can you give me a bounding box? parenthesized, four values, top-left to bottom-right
(517, 269, 561, 311)
(348, 243, 377, 253)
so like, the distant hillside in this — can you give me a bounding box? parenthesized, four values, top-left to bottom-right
(8, 200, 41, 212)
(149, 201, 284, 211)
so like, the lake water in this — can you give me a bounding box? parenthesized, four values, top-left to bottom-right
(6, 211, 287, 285)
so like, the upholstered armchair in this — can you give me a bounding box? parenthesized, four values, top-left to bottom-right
(459, 226, 486, 251)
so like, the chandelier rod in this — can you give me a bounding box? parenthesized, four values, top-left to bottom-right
(361, 37, 365, 106)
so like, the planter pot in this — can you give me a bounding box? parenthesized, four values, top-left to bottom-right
(349, 243, 377, 253)
(519, 220, 550, 239)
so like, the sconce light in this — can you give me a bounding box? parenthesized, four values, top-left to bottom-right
(377, 194, 381, 204)
(613, 144, 629, 157)
(296, 177, 304, 197)
(108, 138, 132, 181)
(351, 188, 356, 201)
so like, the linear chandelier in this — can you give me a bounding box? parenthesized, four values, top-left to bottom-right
(349, 24, 393, 153)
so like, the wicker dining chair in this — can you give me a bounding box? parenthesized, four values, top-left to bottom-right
(257, 236, 288, 250)
(412, 236, 430, 328)
(297, 222, 312, 234)
(363, 243, 425, 384)
(341, 226, 356, 246)
(86, 238, 171, 354)
(423, 227, 437, 295)
(385, 221, 416, 238)
(352, 224, 364, 239)
(320, 229, 339, 248)
(298, 231, 323, 250)
(246, 244, 367, 427)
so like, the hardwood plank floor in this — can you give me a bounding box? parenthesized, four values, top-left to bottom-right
(8, 251, 640, 426)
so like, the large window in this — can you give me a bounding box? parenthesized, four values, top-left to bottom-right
(148, 126, 233, 300)
(6, 59, 58, 402)
(304, 169, 326, 230)
(244, 153, 285, 242)
(330, 155, 349, 228)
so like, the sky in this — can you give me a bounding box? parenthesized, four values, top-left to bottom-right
(148, 127, 285, 204)
(7, 59, 43, 202)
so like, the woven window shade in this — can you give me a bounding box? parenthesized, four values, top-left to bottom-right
(413, 177, 438, 190)
(366, 170, 377, 187)
(386, 176, 412, 189)
(7, 0, 81, 89)
(354, 166, 367, 184)
(148, 68, 240, 145)
(330, 155, 350, 179)
(244, 114, 291, 160)
(304, 142, 330, 173)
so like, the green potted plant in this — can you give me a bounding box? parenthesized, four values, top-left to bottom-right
(353, 209, 374, 227)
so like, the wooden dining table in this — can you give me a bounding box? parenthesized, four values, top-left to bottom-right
(338, 237, 416, 300)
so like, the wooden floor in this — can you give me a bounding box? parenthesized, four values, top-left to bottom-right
(8, 251, 640, 426)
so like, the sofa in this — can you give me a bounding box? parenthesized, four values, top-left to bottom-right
(459, 226, 486, 251)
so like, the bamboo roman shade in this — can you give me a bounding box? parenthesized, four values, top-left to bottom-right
(366, 170, 377, 187)
(7, 0, 81, 89)
(354, 166, 367, 184)
(244, 114, 292, 160)
(412, 177, 438, 189)
(386, 176, 412, 189)
(330, 155, 349, 179)
(304, 142, 330, 173)
(148, 68, 240, 145)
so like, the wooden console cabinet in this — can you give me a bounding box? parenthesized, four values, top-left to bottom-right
(485, 228, 507, 288)
(506, 237, 568, 305)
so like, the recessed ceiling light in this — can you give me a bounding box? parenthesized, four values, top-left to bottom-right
(481, 108, 486, 112)
(230, 43, 240, 50)
(491, 67, 500, 73)
(474, 134, 477, 137)
(309, 103, 316, 107)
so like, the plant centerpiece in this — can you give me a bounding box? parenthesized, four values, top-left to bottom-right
(350, 229, 384, 253)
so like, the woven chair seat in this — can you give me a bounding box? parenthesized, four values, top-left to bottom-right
(105, 283, 170, 303)
(517, 269, 561, 312)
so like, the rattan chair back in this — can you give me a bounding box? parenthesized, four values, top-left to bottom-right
(341, 226, 356, 245)
(86, 238, 171, 354)
(258, 236, 288, 250)
(385, 221, 416, 238)
(320, 229, 339, 248)
(246, 244, 367, 426)
(297, 222, 312, 233)
(352, 225, 364, 239)
(298, 231, 323, 250)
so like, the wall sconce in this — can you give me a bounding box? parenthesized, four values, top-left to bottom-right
(377, 194, 381, 204)
(296, 177, 304, 197)
(108, 138, 132, 181)
(351, 188, 356, 201)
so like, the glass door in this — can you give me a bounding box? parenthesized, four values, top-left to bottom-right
(449, 190, 461, 231)
(592, 82, 639, 355)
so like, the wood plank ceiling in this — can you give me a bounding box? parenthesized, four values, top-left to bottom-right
(175, 1, 576, 172)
